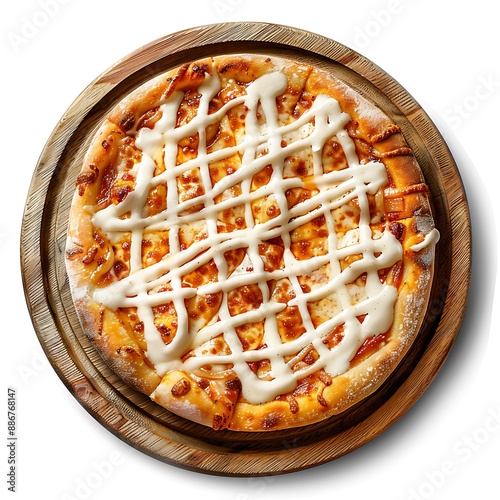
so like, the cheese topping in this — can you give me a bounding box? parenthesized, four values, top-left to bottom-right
(91, 64, 403, 404)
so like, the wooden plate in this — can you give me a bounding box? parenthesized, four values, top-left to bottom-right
(21, 22, 470, 476)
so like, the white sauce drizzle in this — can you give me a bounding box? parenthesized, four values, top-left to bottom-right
(410, 227, 440, 252)
(91, 64, 405, 404)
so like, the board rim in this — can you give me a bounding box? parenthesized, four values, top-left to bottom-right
(20, 21, 471, 476)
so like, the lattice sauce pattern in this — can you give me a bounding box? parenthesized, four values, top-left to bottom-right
(90, 65, 403, 404)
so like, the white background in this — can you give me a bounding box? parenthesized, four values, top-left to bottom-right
(2, 1, 499, 499)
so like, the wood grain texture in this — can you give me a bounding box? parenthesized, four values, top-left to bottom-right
(20, 22, 471, 476)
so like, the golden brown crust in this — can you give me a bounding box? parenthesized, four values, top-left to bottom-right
(66, 53, 438, 432)
(108, 59, 214, 132)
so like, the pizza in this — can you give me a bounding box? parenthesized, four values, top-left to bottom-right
(65, 53, 440, 432)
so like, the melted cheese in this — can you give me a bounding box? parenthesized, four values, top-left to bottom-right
(90, 62, 404, 404)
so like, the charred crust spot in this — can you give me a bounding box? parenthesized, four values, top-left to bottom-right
(389, 260, 405, 289)
(225, 378, 242, 392)
(266, 204, 278, 218)
(378, 147, 414, 158)
(136, 107, 160, 130)
(317, 393, 328, 407)
(303, 350, 317, 365)
(76, 164, 99, 196)
(171, 378, 191, 397)
(212, 414, 226, 430)
(157, 324, 173, 342)
(262, 413, 280, 430)
(288, 397, 299, 414)
(117, 346, 137, 357)
(220, 60, 251, 75)
(112, 185, 133, 203)
(164, 64, 189, 99)
(197, 378, 209, 390)
(293, 382, 313, 397)
(113, 260, 128, 279)
(389, 221, 406, 241)
(318, 370, 333, 386)
(191, 63, 210, 77)
(205, 293, 220, 307)
(119, 114, 135, 131)
(311, 215, 326, 227)
(97, 164, 117, 206)
(97, 308, 105, 336)
(345, 120, 360, 136)
(399, 182, 429, 196)
(372, 124, 401, 143)
(97, 270, 113, 286)
(93, 231, 106, 248)
(81, 245, 98, 265)
(66, 245, 84, 260)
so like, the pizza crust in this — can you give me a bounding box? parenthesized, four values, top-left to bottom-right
(66, 53, 438, 432)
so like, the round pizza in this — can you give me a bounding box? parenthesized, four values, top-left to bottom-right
(65, 53, 440, 431)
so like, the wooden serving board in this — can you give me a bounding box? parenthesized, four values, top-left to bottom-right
(21, 22, 471, 476)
